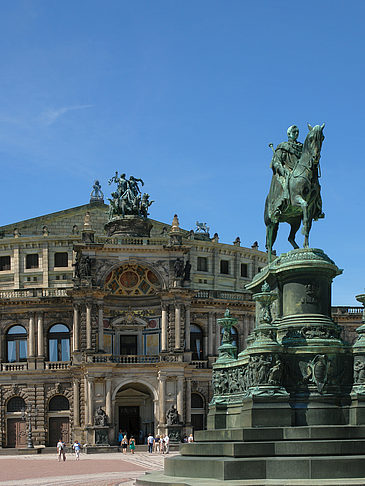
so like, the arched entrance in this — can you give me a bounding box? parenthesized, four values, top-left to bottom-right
(115, 382, 155, 444)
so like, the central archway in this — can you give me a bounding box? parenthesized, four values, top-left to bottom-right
(114, 381, 156, 444)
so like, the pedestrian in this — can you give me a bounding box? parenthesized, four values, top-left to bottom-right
(57, 438, 66, 462)
(147, 433, 154, 453)
(129, 435, 136, 454)
(188, 433, 194, 443)
(118, 429, 123, 447)
(121, 434, 128, 453)
(72, 440, 81, 460)
(183, 435, 188, 443)
(154, 435, 160, 453)
(160, 435, 165, 454)
(164, 434, 170, 454)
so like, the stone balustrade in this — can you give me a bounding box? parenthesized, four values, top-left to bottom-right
(0, 288, 68, 299)
(1, 362, 28, 371)
(45, 361, 71, 370)
(88, 354, 159, 364)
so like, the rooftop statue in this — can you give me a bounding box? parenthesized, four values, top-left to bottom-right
(90, 180, 104, 201)
(107, 172, 153, 220)
(265, 123, 325, 262)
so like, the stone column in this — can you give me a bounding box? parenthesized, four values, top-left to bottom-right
(175, 304, 181, 349)
(159, 375, 166, 425)
(216, 316, 221, 354)
(73, 379, 80, 427)
(161, 304, 168, 352)
(87, 378, 94, 425)
(186, 378, 192, 425)
(105, 379, 112, 423)
(28, 314, 35, 358)
(98, 304, 104, 352)
(86, 303, 92, 350)
(37, 313, 44, 358)
(73, 305, 80, 352)
(208, 312, 214, 356)
(185, 305, 191, 351)
(177, 376, 184, 422)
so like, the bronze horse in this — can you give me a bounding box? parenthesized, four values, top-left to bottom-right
(264, 124, 325, 262)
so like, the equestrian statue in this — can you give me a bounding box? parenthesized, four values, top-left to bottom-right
(264, 123, 325, 262)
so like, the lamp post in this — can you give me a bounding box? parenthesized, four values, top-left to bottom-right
(21, 404, 37, 449)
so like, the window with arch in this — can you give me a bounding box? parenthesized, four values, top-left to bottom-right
(221, 326, 239, 353)
(7, 396, 25, 412)
(190, 324, 204, 360)
(48, 324, 70, 362)
(48, 395, 69, 411)
(7, 325, 27, 362)
(191, 393, 205, 431)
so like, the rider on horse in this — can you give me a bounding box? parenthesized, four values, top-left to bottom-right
(269, 125, 324, 223)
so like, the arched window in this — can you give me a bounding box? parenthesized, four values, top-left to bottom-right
(191, 393, 204, 409)
(191, 393, 205, 431)
(7, 325, 27, 363)
(190, 324, 203, 360)
(48, 324, 70, 362)
(7, 396, 25, 412)
(49, 395, 69, 411)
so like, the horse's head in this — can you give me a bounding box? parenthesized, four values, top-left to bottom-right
(303, 123, 325, 163)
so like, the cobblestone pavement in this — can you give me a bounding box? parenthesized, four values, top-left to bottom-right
(0, 451, 175, 486)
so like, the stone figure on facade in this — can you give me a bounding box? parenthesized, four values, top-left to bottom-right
(90, 180, 104, 201)
(174, 258, 184, 278)
(183, 260, 191, 281)
(305, 354, 329, 393)
(107, 172, 153, 220)
(94, 406, 108, 426)
(75, 253, 92, 279)
(265, 124, 325, 261)
(195, 222, 209, 234)
(166, 405, 179, 425)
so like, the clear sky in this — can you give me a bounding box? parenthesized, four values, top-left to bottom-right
(0, 0, 363, 305)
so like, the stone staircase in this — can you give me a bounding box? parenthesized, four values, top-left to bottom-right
(137, 425, 365, 483)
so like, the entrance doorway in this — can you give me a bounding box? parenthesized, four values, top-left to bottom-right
(115, 383, 155, 444)
(119, 406, 140, 440)
(49, 417, 69, 446)
(7, 418, 26, 448)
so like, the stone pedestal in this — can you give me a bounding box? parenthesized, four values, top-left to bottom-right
(94, 426, 110, 446)
(135, 249, 364, 485)
(166, 425, 182, 443)
(105, 216, 152, 237)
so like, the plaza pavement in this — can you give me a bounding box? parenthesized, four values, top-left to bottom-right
(0, 451, 175, 486)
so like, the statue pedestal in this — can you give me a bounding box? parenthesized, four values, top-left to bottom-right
(105, 216, 152, 238)
(166, 425, 182, 443)
(94, 426, 110, 446)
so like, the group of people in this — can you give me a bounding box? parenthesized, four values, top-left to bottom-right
(147, 434, 170, 454)
(56, 439, 82, 461)
(118, 430, 136, 454)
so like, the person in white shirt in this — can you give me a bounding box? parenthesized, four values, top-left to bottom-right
(188, 433, 194, 443)
(57, 439, 66, 462)
(164, 434, 170, 454)
(72, 440, 81, 460)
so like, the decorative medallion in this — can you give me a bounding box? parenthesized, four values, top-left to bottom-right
(104, 264, 161, 296)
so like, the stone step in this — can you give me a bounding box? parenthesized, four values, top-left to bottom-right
(181, 439, 365, 457)
(195, 425, 365, 443)
(163, 454, 365, 481)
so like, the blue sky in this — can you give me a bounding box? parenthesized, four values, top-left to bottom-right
(0, 0, 364, 305)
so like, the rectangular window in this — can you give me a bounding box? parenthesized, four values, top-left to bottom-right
(220, 260, 229, 274)
(61, 339, 70, 361)
(26, 253, 39, 269)
(54, 252, 68, 267)
(0, 256, 10, 271)
(49, 339, 58, 361)
(197, 257, 208, 272)
(241, 263, 248, 277)
(7, 341, 16, 363)
(104, 333, 113, 354)
(120, 335, 138, 355)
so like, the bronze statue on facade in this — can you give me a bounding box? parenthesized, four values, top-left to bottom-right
(107, 172, 153, 220)
(265, 124, 325, 261)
